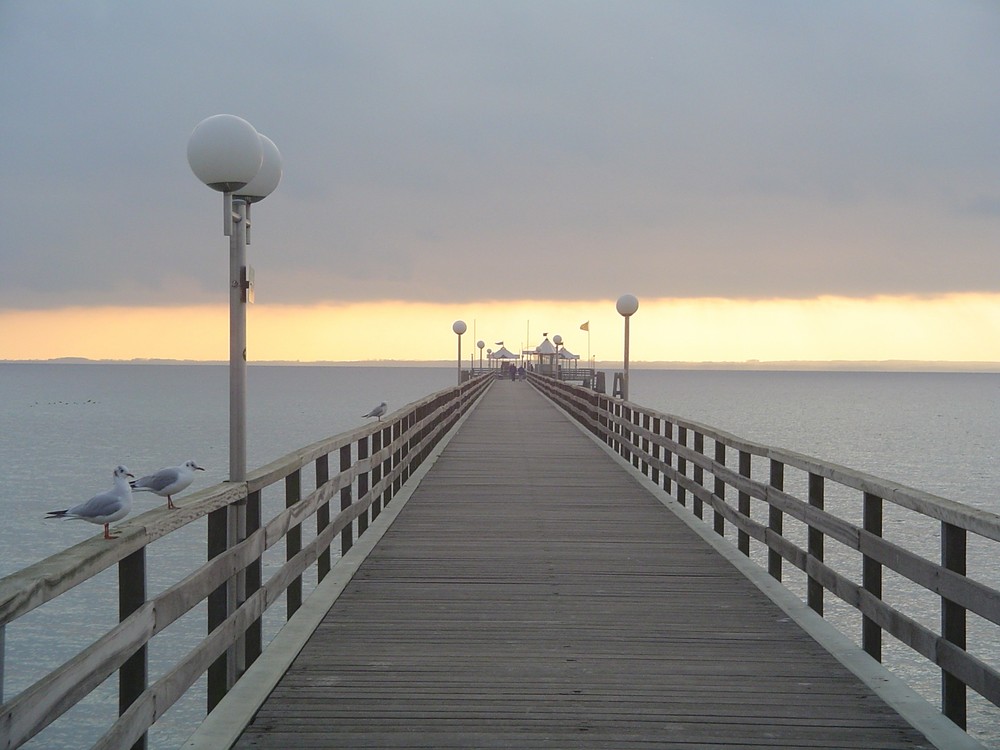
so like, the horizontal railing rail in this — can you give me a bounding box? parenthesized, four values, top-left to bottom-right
(0, 374, 493, 750)
(529, 371, 1000, 735)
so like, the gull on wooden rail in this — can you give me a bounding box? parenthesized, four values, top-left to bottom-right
(131, 460, 205, 509)
(45, 465, 134, 540)
(363, 401, 388, 421)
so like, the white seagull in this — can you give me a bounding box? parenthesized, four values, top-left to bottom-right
(131, 460, 205, 509)
(46, 465, 134, 540)
(362, 401, 388, 421)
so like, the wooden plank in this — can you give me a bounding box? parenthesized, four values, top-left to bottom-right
(232, 381, 936, 750)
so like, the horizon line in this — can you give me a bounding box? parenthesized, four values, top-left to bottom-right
(3, 357, 1000, 373)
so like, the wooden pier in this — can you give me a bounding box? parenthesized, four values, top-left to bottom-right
(2, 373, 996, 749)
(200, 382, 947, 748)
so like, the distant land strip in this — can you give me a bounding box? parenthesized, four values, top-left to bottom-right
(2, 358, 1000, 372)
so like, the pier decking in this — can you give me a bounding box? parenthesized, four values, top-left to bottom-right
(227, 381, 934, 748)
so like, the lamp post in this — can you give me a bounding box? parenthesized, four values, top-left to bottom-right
(187, 114, 281, 707)
(553, 334, 563, 380)
(477, 340, 485, 372)
(187, 114, 282, 483)
(453, 320, 467, 385)
(616, 294, 639, 401)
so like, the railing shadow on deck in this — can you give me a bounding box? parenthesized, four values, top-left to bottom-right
(530, 371, 1000, 739)
(0, 374, 493, 750)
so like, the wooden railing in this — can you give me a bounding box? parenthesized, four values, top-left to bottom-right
(0, 374, 492, 750)
(530, 372, 1000, 733)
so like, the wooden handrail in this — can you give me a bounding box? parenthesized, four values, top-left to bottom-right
(0, 374, 493, 750)
(529, 371, 1000, 731)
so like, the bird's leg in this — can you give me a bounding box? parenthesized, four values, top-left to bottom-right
(103, 523, 113, 540)
(167, 495, 177, 510)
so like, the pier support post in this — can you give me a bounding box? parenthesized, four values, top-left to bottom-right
(768, 460, 784, 581)
(807, 473, 824, 615)
(119, 548, 147, 750)
(316, 455, 331, 582)
(942, 521, 967, 729)
(738, 451, 751, 556)
(862, 492, 883, 661)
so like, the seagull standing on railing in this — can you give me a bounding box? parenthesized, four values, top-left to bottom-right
(45, 465, 134, 540)
(131, 460, 205, 510)
(363, 401, 388, 421)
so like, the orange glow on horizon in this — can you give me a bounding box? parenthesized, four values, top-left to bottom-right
(2, 294, 1000, 364)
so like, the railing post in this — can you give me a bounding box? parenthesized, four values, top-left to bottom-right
(693, 431, 704, 520)
(207, 505, 229, 711)
(357, 435, 370, 536)
(371, 428, 383, 520)
(400, 413, 412, 485)
(641, 413, 650, 476)
(807, 472, 824, 616)
(245, 488, 262, 668)
(618, 402, 626, 457)
(942, 521, 967, 729)
(631, 409, 641, 469)
(768, 460, 784, 581)
(316, 454, 331, 582)
(119, 548, 147, 750)
(676, 425, 687, 507)
(382, 422, 394, 506)
(286, 468, 302, 617)
(713, 440, 726, 536)
(663, 420, 673, 495)
(738, 451, 751, 556)
(392, 419, 403, 498)
(340, 444, 353, 555)
(651, 416, 661, 485)
(862, 491, 882, 661)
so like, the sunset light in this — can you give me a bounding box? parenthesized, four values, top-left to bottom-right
(3, 293, 999, 366)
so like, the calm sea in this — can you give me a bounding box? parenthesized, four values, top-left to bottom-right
(1, 364, 998, 747)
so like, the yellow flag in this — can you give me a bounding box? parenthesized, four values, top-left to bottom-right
(580, 321, 589, 331)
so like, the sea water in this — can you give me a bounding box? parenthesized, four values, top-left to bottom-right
(1, 364, 998, 747)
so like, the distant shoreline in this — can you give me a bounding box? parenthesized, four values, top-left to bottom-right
(2, 357, 999, 373)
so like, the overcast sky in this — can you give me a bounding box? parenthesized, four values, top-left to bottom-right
(2, 1, 999, 311)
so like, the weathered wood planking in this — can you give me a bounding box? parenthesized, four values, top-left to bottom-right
(233, 381, 934, 749)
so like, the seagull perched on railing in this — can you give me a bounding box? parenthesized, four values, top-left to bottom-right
(363, 401, 388, 421)
(130, 460, 205, 509)
(46, 465, 134, 540)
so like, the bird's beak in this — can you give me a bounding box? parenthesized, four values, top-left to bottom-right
(127, 472, 135, 479)
(195, 465, 205, 471)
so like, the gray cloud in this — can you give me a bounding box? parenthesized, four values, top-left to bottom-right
(1, 0, 999, 309)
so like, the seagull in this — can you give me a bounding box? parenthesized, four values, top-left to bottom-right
(131, 460, 205, 509)
(363, 401, 388, 421)
(46, 465, 134, 540)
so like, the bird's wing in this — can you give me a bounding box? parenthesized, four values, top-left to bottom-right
(134, 468, 178, 492)
(69, 491, 124, 518)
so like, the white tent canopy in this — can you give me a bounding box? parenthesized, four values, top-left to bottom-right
(490, 346, 519, 360)
(534, 338, 557, 355)
(559, 347, 579, 360)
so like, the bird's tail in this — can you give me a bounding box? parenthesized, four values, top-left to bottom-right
(45, 510, 70, 519)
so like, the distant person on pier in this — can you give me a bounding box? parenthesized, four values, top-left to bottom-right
(510, 363, 517, 381)
(517, 365, 526, 381)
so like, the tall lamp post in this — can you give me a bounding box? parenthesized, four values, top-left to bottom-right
(187, 114, 282, 483)
(188, 115, 281, 708)
(453, 320, 467, 385)
(553, 334, 563, 380)
(477, 340, 484, 372)
(616, 294, 639, 401)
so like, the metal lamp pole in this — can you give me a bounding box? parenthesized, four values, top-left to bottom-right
(453, 320, 467, 385)
(188, 115, 282, 482)
(187, 114, 282, 706)
(616, 294, 639, 401)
